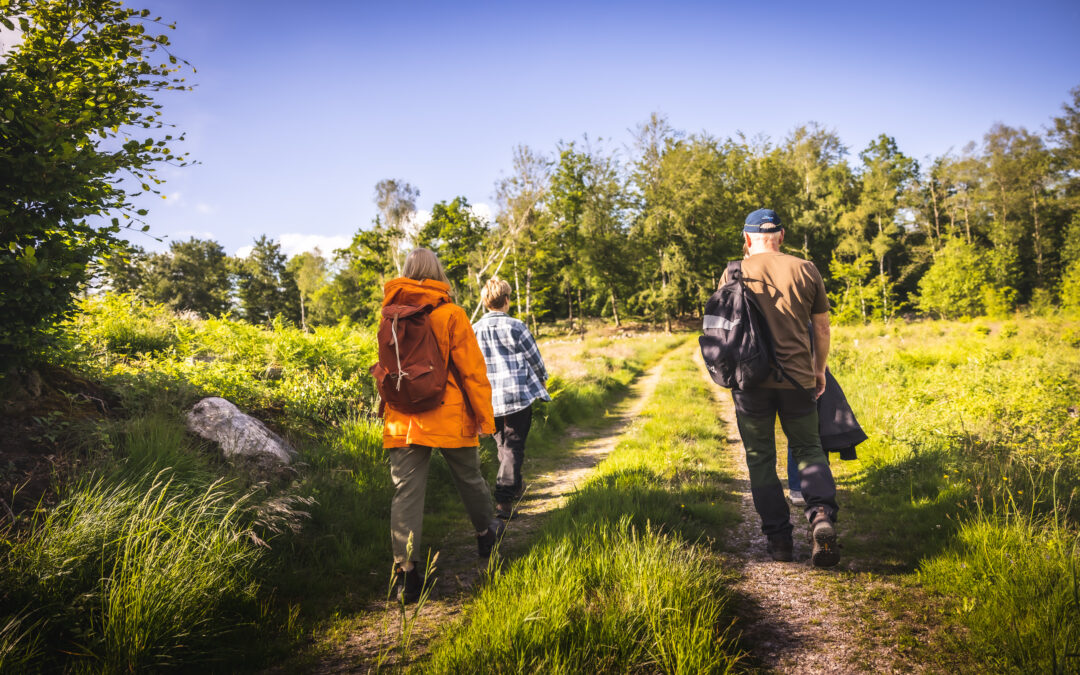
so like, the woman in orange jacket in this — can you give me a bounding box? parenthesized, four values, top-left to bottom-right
(381, 248, 502, 603)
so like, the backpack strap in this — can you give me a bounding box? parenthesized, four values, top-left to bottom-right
(725, 260, 744, 283)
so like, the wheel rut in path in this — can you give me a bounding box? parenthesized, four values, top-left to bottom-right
(693, 350, 936, 674)
(312, 350, 674, 673)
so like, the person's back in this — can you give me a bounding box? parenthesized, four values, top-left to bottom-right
(737, 251, 828, 390)
(472, 278, 549, 519)
(473, 310, 550, 419)
(380, 249, 502, 605)
(722, 209, 840, 568)
(380, 276, 492, 446)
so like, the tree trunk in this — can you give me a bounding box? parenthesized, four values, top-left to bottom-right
(963, 199, 972, 244)
(1032, 186, 1044, 284)
(879, 256, 888, 321)
(577, 288, 585, 340)
(567, 287, 574, 332)
(929, 179, 941, 254)
(526, 266, 535, 332)
(513, 244, 521, 316)
(610, 288, 621, 328)
(299, 295, 307, 333)
(659, 247, 671, 334)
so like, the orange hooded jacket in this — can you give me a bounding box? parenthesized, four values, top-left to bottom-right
(380, 277, 496, 448)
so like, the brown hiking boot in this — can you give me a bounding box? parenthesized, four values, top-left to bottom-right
(766, 533, 794, 562)
(810, 511, 840, 568)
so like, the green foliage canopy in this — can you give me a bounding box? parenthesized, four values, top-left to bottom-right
(0, 0, 192, 360)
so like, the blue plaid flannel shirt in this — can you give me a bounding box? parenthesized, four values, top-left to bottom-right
(473, 311, 551, 417)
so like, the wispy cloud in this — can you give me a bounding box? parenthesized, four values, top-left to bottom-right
(278, 233, 352, 257)
(195, 202, 215, 215)
(470, 202, 494, 225)
(174, 229, 215, 239)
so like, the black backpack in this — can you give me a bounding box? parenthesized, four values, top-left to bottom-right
(699, 260, 802, 390)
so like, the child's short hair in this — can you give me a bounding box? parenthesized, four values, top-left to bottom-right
(481, 278, 512, 311)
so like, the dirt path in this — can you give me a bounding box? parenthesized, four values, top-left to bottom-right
(693, 350, 934, 674)
(312, 353, 673, 673)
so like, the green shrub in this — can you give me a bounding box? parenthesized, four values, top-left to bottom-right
(981, 284, 1017, 319)
(1062, 261, 1080, 316)
(1028, 288, 1056, 316)
(916, 239, 991, 319)
(53, 294, 378, 425)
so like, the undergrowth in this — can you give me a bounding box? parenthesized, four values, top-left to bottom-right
(1, 419, 266, 673)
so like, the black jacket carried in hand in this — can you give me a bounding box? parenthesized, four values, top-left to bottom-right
(818, 369, 866, 460)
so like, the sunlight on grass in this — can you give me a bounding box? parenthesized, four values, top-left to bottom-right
(424, 344, 743, 672)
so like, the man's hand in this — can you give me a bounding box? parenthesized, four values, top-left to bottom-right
(814, 370, 826, 400)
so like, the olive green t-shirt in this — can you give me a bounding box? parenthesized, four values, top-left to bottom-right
(719, 251, 829, 389)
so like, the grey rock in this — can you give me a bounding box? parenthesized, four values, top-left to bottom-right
(186, 397, 296, 464)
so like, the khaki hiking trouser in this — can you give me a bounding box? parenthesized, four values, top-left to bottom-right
(389, 444, 493, 563)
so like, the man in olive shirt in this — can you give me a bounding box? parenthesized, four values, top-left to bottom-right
(724, 208, 840, 567)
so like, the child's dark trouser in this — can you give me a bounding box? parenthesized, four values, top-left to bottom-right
(731, 387, 839, 537)
(494, 405, 532, 504)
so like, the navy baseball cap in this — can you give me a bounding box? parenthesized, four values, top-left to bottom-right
(743, 208, 783, 233)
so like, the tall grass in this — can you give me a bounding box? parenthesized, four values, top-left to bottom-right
(426, 519, 737, 674)
(918, 504, 1080, 673)
(826, 317, 1080, 669)
(0, 409, 270, 672)
(4, 472, 263, 671)
(423, 344, 743, 673)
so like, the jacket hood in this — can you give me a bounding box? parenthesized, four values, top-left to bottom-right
(382, 277, 452, 307)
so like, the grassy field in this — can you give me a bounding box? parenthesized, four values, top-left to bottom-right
(3, 294, 1079, 672)
(828, 318, 1080, 673)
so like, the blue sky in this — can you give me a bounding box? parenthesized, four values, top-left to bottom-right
(132, 0, 1080, 257)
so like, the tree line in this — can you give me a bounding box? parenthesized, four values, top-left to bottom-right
(4, 3, 1079, 364)
(105, 87, 1080, 329)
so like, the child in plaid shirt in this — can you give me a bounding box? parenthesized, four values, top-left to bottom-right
(473, 278, 551, 519)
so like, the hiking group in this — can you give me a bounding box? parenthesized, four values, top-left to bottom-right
(373, 207, 845, 603)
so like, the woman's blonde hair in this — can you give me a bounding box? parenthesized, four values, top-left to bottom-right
(402, 248, 451, 287)
(481, 277, 512, 311)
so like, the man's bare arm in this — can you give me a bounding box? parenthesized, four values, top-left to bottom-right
(811, 312, 831, 399)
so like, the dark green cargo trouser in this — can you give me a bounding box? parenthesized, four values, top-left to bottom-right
(732, 386, 839, 537)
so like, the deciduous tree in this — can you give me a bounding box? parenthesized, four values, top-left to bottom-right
(0, 0, 192, 360)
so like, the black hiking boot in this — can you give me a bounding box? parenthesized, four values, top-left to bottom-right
(495, 503, 518, 521)
(477, 518, 505, 559)
(766, 532, 794, 562)
(810, 511, 840, 568)
(394, 566, 424, 604)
